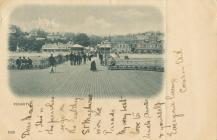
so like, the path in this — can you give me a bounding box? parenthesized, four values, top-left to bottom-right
(9, 58, 163, 97)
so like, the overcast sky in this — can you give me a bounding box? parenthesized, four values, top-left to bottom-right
(10, 5, 163, 35)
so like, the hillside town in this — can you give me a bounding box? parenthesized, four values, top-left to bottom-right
(9, 25, 164, 72)
(9, 25, 164, 54)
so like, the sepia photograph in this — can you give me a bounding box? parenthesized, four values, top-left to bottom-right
(8, 5, 165, 97)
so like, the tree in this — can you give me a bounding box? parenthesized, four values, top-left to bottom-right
(9, 25, 24, 51)
(9, 34, 18, 51)
(73, 33, 90, 47)
(36, 29, 48, 38)
(89, 35, 103, 47)
(64, 32, 75, 41)
(31, 39, 45, 52)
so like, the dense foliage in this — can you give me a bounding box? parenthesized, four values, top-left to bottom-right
(9, 25, 103, 52)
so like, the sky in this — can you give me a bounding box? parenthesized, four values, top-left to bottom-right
(10, 5, 163, 35)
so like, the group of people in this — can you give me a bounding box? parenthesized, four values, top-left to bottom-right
(48, 51, 97, 73)
(67, 52, 87, 66)
(67, 51, 98, 71)
(13, 50, 112, 73)
(15, 57, 33, 70)
(14, 51, 114, 73)
(98, 52, 111, 66)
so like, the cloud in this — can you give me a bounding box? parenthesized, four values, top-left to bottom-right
(31, 18, 60, 32)
(84, 16, 111, 29)
(77, 16, 112, 35)
(118, 9, 146, 18)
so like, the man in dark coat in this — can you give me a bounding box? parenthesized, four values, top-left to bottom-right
(99, 52, 103, 65)
(21, 57, 27, 69)
(27, 57, 33, 69)
(77, 53, 80, 65)
(74, 53, 78, 65)
(65, 54, 69, 61)
(16, 57, 22, 69)
(83, 53, 87, 64)
(69, 52, 75, 66)
(78, 52, 82, 65)
(48, 54, 56, 73)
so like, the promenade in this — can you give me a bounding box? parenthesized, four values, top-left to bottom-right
(9, 59, 163, 97)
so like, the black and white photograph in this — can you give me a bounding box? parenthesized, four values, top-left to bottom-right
(8, 5, 164, 97)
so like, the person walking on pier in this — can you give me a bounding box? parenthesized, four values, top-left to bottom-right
(99, 52, 103, 65)
(69, 52, 75, 66)
(83, 53, 87, 64)
(78, 52, 82, 65)
(74, 53, 78, 65)
(48, 53, 56, 73)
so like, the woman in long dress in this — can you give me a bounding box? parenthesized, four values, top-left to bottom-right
(90, 56, 97, 71)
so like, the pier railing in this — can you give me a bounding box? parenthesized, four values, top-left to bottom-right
(107, 58, 164, 72)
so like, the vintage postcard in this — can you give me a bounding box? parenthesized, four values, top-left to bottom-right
(0, 0, 216, 140)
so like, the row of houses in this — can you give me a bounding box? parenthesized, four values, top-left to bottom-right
(42, 39, 163, 54)
(100, 40, 163, 54)
(41, 42, 84, 53)
(41, 32, 164, 54)
(133, 40, 163, 53)
(105, 32, 164, 54)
